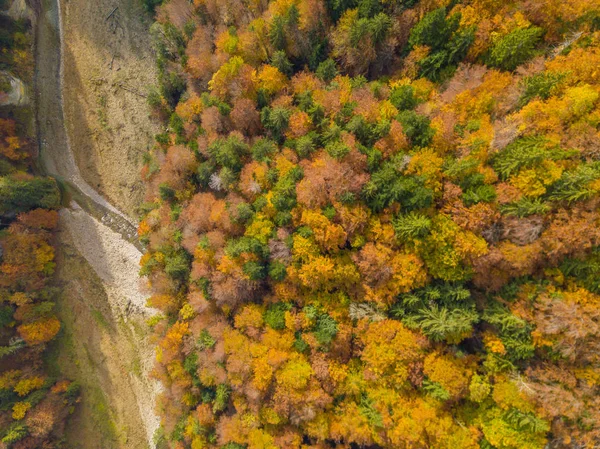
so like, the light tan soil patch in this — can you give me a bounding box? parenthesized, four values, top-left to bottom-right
(60, 0, 160, 218)
(33, 0, 162, 445)
(48, 210, 161, 449)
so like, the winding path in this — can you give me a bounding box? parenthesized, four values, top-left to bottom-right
(33, 0, 161, 446)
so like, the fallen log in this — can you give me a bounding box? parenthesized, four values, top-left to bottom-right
(105, 6, 118, 21)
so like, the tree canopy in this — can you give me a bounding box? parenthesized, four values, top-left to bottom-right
(141, 0, 600, 448)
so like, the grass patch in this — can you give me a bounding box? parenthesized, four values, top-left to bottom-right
(130, 357, 142, 378)
(91, 307, 111, 331)
(96, 93, 110, 130)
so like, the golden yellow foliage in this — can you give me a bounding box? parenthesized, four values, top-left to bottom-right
(12, 401, 31, 420)
(14, 376, 45, 397)
(257, 65, 288, 95)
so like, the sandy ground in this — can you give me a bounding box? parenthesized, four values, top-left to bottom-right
(60, 0, 160, 218)
(33, 0, 162, 446)
(59, 205, 162, 448)
(35, 0, 135, 228)
(61, 203, 151, 322)
(53, 212, 161, 449)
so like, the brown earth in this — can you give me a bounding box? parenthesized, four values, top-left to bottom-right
(49, 216, 156, 449)
(32, 0, 163, 446)
(60, 0, 160, 218)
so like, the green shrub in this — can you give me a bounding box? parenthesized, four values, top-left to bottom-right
(518, 71, 566, 107)
(261, 107, 291, 142)
(418, 27, 475, 81)
(397, 110, 436, 147)
(164, 250, 191, 280)
(1, 424, 27, 444)
(268, 261, 288, 281)
(0, 305, 13, 329)
(364, 160, 434, 212)
(183, 353, 198, 376)
(560, 249, 600, 293)
(393, 283, 478, 343)
(500, 198, 551, 217)
(209, 135, 249, 172)
(263, 302, 292, 330)
(158, 183, 175, 202)
(482, 302, 535, 361)
(271, 50, 294, 76)
(213, 384, 231, 413)
(393, 212, 432, 241)
(406, 304, 479, 343)
(548, 162, 600, 204)
(486, 27, 544, 71)
(389, 85, 418, 111)
(197, 330, 217, 350)
(423, 380, 451, 401)
(159, 70, 186, 109)
(409, 8, 458, 50)
(314, 313, 338, 345)
(242, 261, 266, 280)
(0, 176, 60, 215)
(462, 184, 497, 206)
(141, 0, 162, 13)
(316, 58, 338, 82)
(492, 136, 574, 180)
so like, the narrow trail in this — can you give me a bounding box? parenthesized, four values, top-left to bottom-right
(33, 0, 161, 446)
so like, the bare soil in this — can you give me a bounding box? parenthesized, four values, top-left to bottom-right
(32, 0, 162, 446)
(60, 0, 160, 218)
(50, 214, 159, 449)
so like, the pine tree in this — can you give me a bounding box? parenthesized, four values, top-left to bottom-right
(486, 27, 544, 71)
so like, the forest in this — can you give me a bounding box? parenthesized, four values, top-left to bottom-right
(3, 0, 600, 448)
(0, 10, 79, 449)
(138, 0, 600, 448)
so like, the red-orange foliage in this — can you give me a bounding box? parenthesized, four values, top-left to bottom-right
(296, 150, 369, 208)
(25, 396, 60, 438)
(17, 317, 61, 345)
(239, 161, 268, 201)
(0, 118, 28, 160)
(230, 98, 261, 136)
(374, 120, 409, 158)
(178, 192, 239, 236)
(353, 242, 428, 308)
(526, 364, 600, 445)
(157, 0, 194, 29)
(201, 106, 226, 138)
(0, 229, 55, 291)
(210, 269, 259, 310)
(186, 25, 220, 84)
(351, 88, 380, 123)
(17, 209, 59, 231)
(0, 13, 76, 445)
(152, 145, 197, 195)
(291, 71, 324, 95)
(473, 204, 600, 290)
(286, 110, 312, 139)
(201, 0, 259, 28)
(445, 200, 500, 234)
